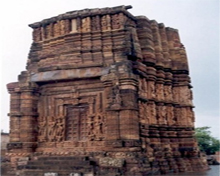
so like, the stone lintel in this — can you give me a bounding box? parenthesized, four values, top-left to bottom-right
(30, 67, 110, 82)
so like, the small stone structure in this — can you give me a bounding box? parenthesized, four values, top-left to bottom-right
(1, 132, 9, 156)
(207, 151, 220, 165)
(3, 5, 208, 175)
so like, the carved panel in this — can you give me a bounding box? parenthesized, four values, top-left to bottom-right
(53, 22, 60, 37)
(101, 15, 111, 31)
(173, 87, 179, 103)
(55, 116, 65, 142)
(47, 116, 56, 142)
(166, 106, 174, 126)
(88, 113, 105, 141)
(173, 107, 180, 125)
(179, 107, 188, 126)
(147, 81, 155, 99)
(138, 101, 149, 124)
(91, 16, 101, 31)
(38, 118, 47, 142)
(179, 86, 193, 105)
(164, 85, 172, 101)
(111, 13, 124, 30)
(147, 102, 157, 124)
(155, 83, 164, 101)
(60, 20, 67, 35)
(138, 77, 147, 97)
(44, 25, 51, 39)
(157, 105, 167, 125)
(107, 84, 122, 109)
(187, 107, 195, 126)
(81, 17, 91, 32)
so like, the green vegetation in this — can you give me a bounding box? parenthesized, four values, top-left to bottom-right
(195, 126, 220, 155)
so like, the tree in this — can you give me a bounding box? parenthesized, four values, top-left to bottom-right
(195, 126, 220, 155)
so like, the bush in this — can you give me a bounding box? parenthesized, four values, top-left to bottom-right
(195, 126, 220, 155)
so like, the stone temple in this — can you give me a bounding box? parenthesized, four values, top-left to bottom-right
(3, 5, 208, 176)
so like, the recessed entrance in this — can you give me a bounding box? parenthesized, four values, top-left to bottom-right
(65, 104, 88, 141)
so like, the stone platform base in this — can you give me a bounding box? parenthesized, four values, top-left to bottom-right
(1, 151, 209, 176)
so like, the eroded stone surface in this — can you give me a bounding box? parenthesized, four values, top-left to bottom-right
(3, 5, 208, 176)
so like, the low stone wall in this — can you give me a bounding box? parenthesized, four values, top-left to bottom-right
(207, 152, 220, 165)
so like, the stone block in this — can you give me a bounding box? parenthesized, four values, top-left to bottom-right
(44, 173, 58, 176)
(69, 173, 81, 176)
(99, 157, 124, 167)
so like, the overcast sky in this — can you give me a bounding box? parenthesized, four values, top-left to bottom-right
(0, 0, 219, 138)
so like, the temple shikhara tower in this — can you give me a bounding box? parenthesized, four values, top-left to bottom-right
(3, 5, 208, 176)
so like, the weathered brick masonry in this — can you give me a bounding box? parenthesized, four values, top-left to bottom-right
(3, 5, 208, 176)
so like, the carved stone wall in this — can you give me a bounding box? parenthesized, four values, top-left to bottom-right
(4, 5, 208, 176)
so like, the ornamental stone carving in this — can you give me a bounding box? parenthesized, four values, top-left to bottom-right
(99, 157, 124, 167)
